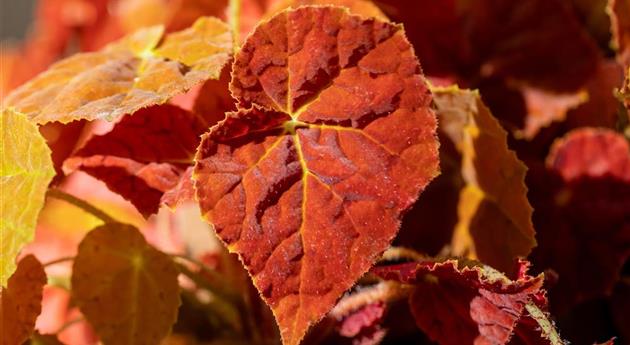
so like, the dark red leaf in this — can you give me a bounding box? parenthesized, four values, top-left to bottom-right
(530, 128, 630, 312)
(373, 260, 548, 345)
(63, 104, 208, 216)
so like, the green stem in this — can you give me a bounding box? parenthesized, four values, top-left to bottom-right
(229, 0, 241, 46)
(46, 189, 117, 224)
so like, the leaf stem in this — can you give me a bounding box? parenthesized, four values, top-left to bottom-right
(229, 0, 241, 46)
(42, 256, 75, 267)
(46, 189, 117, 224)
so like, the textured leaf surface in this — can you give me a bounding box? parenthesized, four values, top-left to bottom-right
(433, 87, 536, 273)
(372, 260, 551, 345)
(0, 109, 55, 286)
(0, 255, 47, 345)
(71, 223, 180, 345)
(530, 128, 630, 312)
(63, 104, 208, 217)
(3, 16, 232, 124)
(194, 6, 439, 345)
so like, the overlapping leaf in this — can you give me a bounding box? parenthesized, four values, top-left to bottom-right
(529, 128, 630, 312)
(372, 259, 560, 345)
(63, 104, 209, 216)
(432, 87, 536, 273)
(72, 223, 180, 345)
(1, 109, 55, 286)
(194, 6, 439, 345)
(3, 16, 232, 124)
(0, 255, 47, 345)
(374, 0, 599, 92)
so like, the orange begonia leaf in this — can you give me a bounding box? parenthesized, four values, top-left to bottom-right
(529, 128, 630, 312)
(71, 223, 180, 345)
(372, 259, 560, 345)
(63, 104, 208, 217)
(610, 0, 630, 66)
(3, 16, 232, 125)
(1, 109, 55, 286)
(194, 6, 439, 345)
(0, 255, 47, 345)
(432, 87, 536, 273)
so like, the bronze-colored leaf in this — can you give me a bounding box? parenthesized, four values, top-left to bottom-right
(71, 223, 181, 345)
(433, 87, 536, 273)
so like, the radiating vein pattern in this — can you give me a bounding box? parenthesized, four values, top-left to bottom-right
(194, 7, 439, 345)
(3, 17, 232, 124)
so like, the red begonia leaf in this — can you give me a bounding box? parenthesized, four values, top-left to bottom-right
(529, 128, 630, 312)
(372, 259, 554, 345)
(374, 0, 599, 92)
(63, 104, 209, 217)
(194, 6, 439, 345)
(1, 255, 47, 345)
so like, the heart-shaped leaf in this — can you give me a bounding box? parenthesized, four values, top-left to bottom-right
(71, 223, 180, 345)
(194, 6, 439, 345)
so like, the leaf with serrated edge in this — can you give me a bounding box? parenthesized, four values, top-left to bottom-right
(1, 109, 55, 286)
(194, 6, 439, 345)
(62, 104, 208, 217)
(71, 223, 180, 345)
(1, 255, 47, 345)
(372, 259, 552, 345)
(3, 16, 232, 124)
(432, 86, 536, 273)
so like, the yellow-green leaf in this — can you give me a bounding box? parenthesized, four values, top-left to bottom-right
(433, 86, 536, 273)
(0, 109, 54, 286)
(71, 223, 180, 345)
(3, 17, 232, 125)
